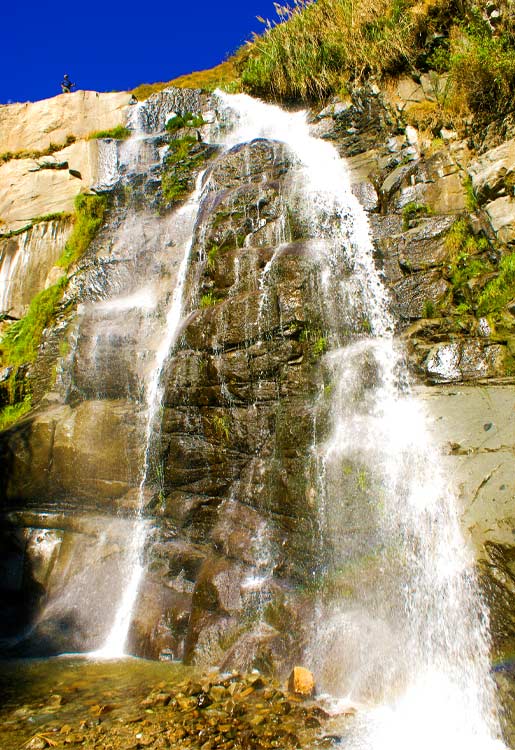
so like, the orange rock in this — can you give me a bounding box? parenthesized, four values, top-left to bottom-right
(287, 666, 315, 697)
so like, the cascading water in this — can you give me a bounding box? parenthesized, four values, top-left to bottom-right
(94, 175, 206, 657)
(90, 104, 208, 658)
(212, 92, 505, 749)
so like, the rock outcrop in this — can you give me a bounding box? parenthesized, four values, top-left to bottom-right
(0, 78, 515, 739)
(0, 217, 72, 318)
(0, 90, 132, 153)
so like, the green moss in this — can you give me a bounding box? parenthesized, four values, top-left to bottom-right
(422, 300, 436, 318)
(33, 211, 72, 225)
(0, 394, 32, 431)
(161, 136, 206, 203)
(165, 112, 205, 132)
(300, 327, 327, 359)
(356, 468, 368, 493)
(212, 414, 230, 442)
(206, 244, 219, 272)
(0, 193, 107, 416)
(57, 193, 107, 269)
(464, 176, 479, 211)
(88, 125, 131, 140)
(402, 202, 431, 230)
(0, 277, 67, 371)
(199, 291, 220, 308)
(455, 301, 471, 315)
(0, 212, 72, 239)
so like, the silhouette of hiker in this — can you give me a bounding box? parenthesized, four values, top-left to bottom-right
(61, 74, 76, 94)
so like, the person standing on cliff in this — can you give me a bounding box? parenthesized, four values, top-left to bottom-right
(61, 74, 76, 94)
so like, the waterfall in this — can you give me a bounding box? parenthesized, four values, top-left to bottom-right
(213, 92, 505, 749)
(92, 187, 204, 658)
(89, 102, 209, 658)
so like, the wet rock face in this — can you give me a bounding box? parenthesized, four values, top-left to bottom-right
(0, 111, 327, 666)
(151, 139, 328, 666)
(315, 84, 515, 387)
(3, 81, 515, 697)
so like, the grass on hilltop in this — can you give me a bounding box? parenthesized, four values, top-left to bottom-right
(131, 60, 241, 101)
(236, 0, 450, 100)
(232, 0, 515, 127)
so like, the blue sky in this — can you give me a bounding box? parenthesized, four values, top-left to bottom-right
(1, 1, 275, 104)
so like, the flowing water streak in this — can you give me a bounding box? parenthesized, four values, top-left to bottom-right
(214, 92, 505, 749)
(94, 173, 206, 658)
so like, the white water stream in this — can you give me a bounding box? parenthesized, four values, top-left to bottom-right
(213, 92, 505, 749)
(82, 89, 505, 747)
(91, 104, 207, 658)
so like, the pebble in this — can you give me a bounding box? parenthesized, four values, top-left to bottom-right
(4, 670, 353, 750)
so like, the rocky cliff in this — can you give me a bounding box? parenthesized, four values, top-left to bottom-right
(1, 77, 515, 738)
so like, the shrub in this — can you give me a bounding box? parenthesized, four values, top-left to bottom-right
(478, 253, 515, 315)
(446, 19, 515, 126)
(131, 60, 241, 100)
(445, 219, 491, 305)
(165, 112, 205, 132)
(0, 135, 76, 164)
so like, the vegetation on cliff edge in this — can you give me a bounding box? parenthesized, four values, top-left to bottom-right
(0, 193, 107, 428)
(235, 0, 515, 128)
(57, 193, 107, 268)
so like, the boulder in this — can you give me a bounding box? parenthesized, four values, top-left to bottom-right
(288, 666, 315, 697)
(0, 140, 101, 232)
(424, 340, 506, 383)
(485, 196, 515, 244)
(469, 137, 515, 202)
(3, 400, 143, 507)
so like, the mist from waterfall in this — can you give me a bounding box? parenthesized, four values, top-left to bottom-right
(213, 91, 505, 750)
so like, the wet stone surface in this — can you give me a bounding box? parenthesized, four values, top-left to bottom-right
(0, 659, 343, 750)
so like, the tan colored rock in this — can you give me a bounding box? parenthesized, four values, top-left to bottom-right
(288, 666, 315, 697)
(6, 400, 143, 504)
(485, 196, 515, 243)
(392, 76, 426, 109)
(417, 384, 515, 553)
(0, 90, 132, 154)
(0, 139, 100, 232)
(469, 137, 515, 201)
(0, 218, 72, 317)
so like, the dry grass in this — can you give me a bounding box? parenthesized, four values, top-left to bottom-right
(237, 0, 451, 100)
(131, 60, 240, 100)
